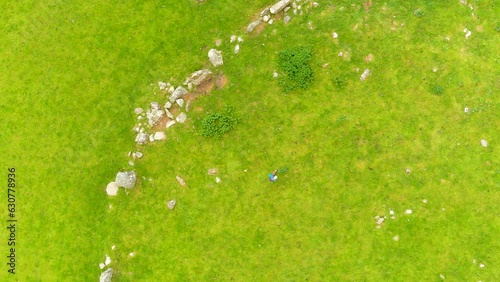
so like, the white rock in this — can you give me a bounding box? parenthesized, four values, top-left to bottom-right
(480, 139, 488, 147)
(405, 209, 412, 214)
(134, 108, 143, 115)
(176, 98, 185, 107)
(237, 36, 243, 42)
(129, 252, 135, 257)
(263, 15, 270, 22)
(313, 2, 319, 7)
(216, 177, 221, 183)
(465, 31, 472, 38)
(234, 44, 240, 54)
(168, 86, 175, 93)
(479, 263, 485, 268)
(128, 161, 134, 166)
(230, 35, 237, 43)
(176, 112, 187, 123)
(338, 52, 343, 57)
(99, 263, 106, 269)
(158, 81, 167, 90)
(111, 245, 116, 250)
(148, 134, 155, 142)
(167, 199, 176, 210)
(270, 0, 292, 14)
(423, 199, 428, 203)
(105, 255, 111, 266)
(273, 71, 279, 78)
(208, 49, 224, 67)
(376, 217, 385, 225)
(165, 109, 174, 119)
(360, 69, 371, 81)
(166, 120, 176, 128)
(268, 19, 274, 25)
(106, 182, 119, 196)
(332, 32, 338, 39)
(389, 208, 394, 215)
(164, 102, 172, 109)
(153, 131, 166, 141)
(439, 274, 445, 279)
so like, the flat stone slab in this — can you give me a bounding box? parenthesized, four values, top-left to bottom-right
(169, 86, 188, 103)
(270, 0, 291, 14)
(208, 49, 223, 67)
(176, 175, 187, 187)
(167, 199, 176, 210)
(153, 131, 166, 141)
(176, 112, 187, 123)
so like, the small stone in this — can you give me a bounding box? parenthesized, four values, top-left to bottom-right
(234, 44, 240, 54)
(270, 0, 292, 14)
(393, 236, 399, 241)
(165, 109, 174, 119)
(308, 22, 314, 29)
(263, 15, 270, 22)
(433, 67, 438, 72)
(479, 263, 485, 268)
(176, 112, 187, 123)
(167, 199, 176, 210)
(332, 32, 338, 39)
(150, 102, 160, 110)
(376, 217, 385, 225)
(185, 100, 191, 112)
(465, 31, 472, 38)
(439, 274, 445, 279)
(208, 168, 218, 175)
(164, 102, 172, 109)
(176, 175, 187, 187)
(246, 19, 262, 33)
(423, 199, 428, 203)
(153, 131, 166, 141)
(284, 7, 290, 13)
(215, 177, 221, 183)
(360, 69, 370, 81)
(338, 52, 343, 57)
(268, 19, 274, 25)
(187, 82, 193, 91)
(166, 120, 176, 129)
(168, 86, 175, 93)
(158, 82, 167, 90)
(405, 209, 412, 214)
(445, 36, 450, 41)
(169, 86, 188, 102)
(284, 16, 291, 24)
(208, 49, 224, 67)
(134, 108, 144, 115)
(293, 9, 297, 15)
(405, 168, 411, 174)
(111, 245, 116, 250)
(148, 134, 155, 142)
(464, 107, 469, 113)
(105, 255, 111, 266)
(322, 63, 329, 68)
(313, 2, 319, 7)
(115, 171, 136, 189)
(129, 252, 135, 257)
(260, 7, 270, 17)
(480, 139, 488, 147)
(389, 208, 394, 215)
(230, 35, 237, 43)
(273, 71, 279, 78)
(135, 151, 143, 159)
(237, 36, 243, 42)
(128, 161, 134, 166)
(99, 263, 106, 269)
(176, 98, 184, 107)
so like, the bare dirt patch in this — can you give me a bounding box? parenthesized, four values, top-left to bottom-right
(215, 75, 228, 89)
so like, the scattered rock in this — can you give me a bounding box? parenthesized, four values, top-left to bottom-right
(246, 19, 262, 33)
(111, 245, 115, 250)
(332, 32, 338, 39)
(480, 139, 488, 147)
(263, 15, 270, 22)
(168, 86, 175, 93)
(215, 177, 221, 183)
(176, 112, 187, 123)
(393, 235, 399, 241)
(423, 199, 428, 203)
(158, 82, 167, 90)
(338, 51, 343, 57)
(148, 134, 155, 142)
(464, 107, 469, 113)
(208, 49, 224, 67)
(99, 263, 106, 269)
(135, 133, 148, 144)
(376, 217, 385, 225)
(106, 182, 119, 196)
(365, 53, 374, 62)
(128, 160, 134, 166)
(268, 19, 274, 25)
(167, 199, 176, 210)
(360, 69, 370, 81)
(389, 208, 394, 215)
(284, 7, 290, 13)
(105, 255, 111, 266)
(465, 30, 472, 38)
(273, 71, 279, 78)
(185, 100, 191, 112)
(479, 263, 485, 268)
(176, 98, 185, 107)
(187, 69, 212, 86)
(405, 209, 412, 214)
(234, 44, 240, 54)
(405, 168, 411, 174)
(322, 63, 329, 68)
(208, 168, 218, 175)
(313, 2, 319, 7)
(237, 36, 243, 42)
(134, 108, 144, 115)
(230, 35, 237, 42)
(100, 269, 113, 282)
(129, 252, 135, 257)
(165, 109, 174, 119)
(176, 175, 187, 187)
(115, 171, 137, 189)
(146, 108, 164, 126)
(169, 86, 188, 103)
(166, 120, 176, 128)
(284, 15, 291, 24)
(439, 274, 445, 280)
(153, 131, 166, 141)
(270, 0, 291, 14)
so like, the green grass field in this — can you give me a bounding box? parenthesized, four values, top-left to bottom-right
(1, 0, 498, 281)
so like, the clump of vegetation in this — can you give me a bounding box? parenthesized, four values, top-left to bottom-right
(414, 8, 425, 17)
(201, 106, 239, 138)
(277, 166, 289, 174)
(278, 46, 314, 92)
(431, 84, 444, 95)
(333, 76, 348, 89)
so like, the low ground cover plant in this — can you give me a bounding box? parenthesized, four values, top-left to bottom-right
(277, 46, 314, 92)
(201, 106, 239, 138)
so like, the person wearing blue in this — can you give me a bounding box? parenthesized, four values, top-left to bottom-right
(268, 170, 278, 182)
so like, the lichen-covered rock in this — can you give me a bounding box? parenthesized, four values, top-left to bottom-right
(115, 171, 136, 189)
(169, 86, 188, 103)
(245, 19, 262, 33)
(270, 0, 291, 14)
(208, 49, 223, 67)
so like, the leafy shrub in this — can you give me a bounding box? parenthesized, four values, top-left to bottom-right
(431, 84, 444, 95)
(278, 46, 314, 92)
(201, 106, 239, 138)
(333, 76, 348, 89)
(414, 8, 425, 17)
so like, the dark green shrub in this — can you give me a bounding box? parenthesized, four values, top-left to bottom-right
(333, 76, 348, 89)
(278, 46, 314, 92)
(432, 84, 444, 95)
(201, 106, 239, 138)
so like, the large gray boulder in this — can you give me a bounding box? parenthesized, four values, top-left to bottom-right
(245, 19, 262, 33)
(187, 69, 212, 86)
(169, 86, 188, 103)
(115, 171, 136, 189)
(100, 269, 113, 282)
(208, 49, 223, 67)
(270, 0, 291, 14)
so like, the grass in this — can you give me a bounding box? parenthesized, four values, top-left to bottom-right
(1, 0, 499, 281)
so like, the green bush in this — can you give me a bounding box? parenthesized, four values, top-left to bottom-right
(278, 46, 314, 92)
(413, 8, 425, 18)
(431, 84, 444, 95)
(201, 106, 239, 138)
